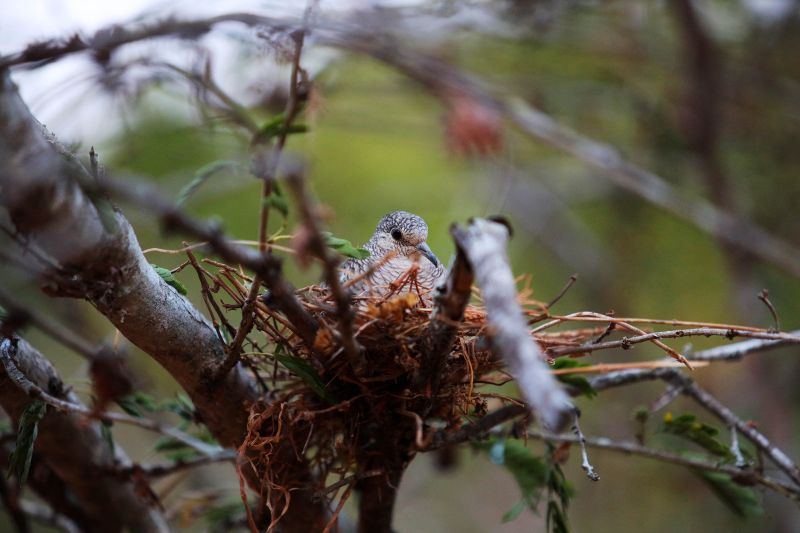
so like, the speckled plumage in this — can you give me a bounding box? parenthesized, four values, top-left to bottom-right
(339, 211, 445, 302)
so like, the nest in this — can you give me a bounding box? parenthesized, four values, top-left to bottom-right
(198, 259, 603, 529)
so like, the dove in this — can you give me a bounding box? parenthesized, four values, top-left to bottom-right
(339, 211, 445, 303)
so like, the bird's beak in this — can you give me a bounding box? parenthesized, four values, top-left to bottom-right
(416, 242, 440, 267)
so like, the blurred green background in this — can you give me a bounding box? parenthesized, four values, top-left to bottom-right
(4, 1, 800, 531)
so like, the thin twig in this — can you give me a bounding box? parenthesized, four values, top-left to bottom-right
(0, 285, 99, 361)
(546, 274, 578, 310)
(757, 289, 780, 332)
(572, 409, 599, 481)
(1, 339, 223, 457)
(547, 327, 800, 359)
(113, 451, 237, 478)
(284, 163, 363, 368)
(525, 429, 800, 500)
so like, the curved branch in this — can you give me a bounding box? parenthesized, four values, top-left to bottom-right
(0, 337, 168, 532)
(0, 70, 326, 530)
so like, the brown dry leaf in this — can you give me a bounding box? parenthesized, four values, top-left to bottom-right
(313, 327, 335, 353)
(366, 293, 420, 322)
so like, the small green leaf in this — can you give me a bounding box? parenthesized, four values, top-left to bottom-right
(177, 160, 240, 205)
(552, 358, 596, 399)
(320, 232, 370, 260)
(263, 192, 289, 218)
(663, 413, 733, 459)
(273, 354, 337, 404)
(151, 264, 188, 296)
(8, 400, 47, 485)
(116, 391, 159, 418)
(475, 437, 549, 514)
(253, 114, 309, 144)
(162, 393, 195, 422)
(154, 426, 216, 461)
(694, 470, 764, 518)
(100, 420, 115, 454)
(501, 499, 527, 523)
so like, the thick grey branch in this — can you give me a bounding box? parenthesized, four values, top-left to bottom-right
(455, 218, 572, 431)
(0, 337, 168, 532)
(0, 70, 327, 531)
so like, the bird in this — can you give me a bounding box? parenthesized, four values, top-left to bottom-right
(339, 211, 445, 303)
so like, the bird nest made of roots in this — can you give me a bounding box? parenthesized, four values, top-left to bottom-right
(198, 259, 601, 528)
(181, 255, 775, 530)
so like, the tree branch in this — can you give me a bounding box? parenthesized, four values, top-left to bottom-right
(413, 223, 474, 395)
(525, 429, 800, 500)
(0, 337, 168, 532)
(546, 328, 800, 358)
(454, 218, 573, 431)
(0, 69, 327, 531)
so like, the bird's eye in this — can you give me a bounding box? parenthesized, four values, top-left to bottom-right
(391, 229, 403, 241)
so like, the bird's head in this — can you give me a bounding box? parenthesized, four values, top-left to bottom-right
(373, 211, 440, 266)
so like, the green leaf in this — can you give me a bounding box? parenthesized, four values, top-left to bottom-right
(154, 425, 216, 461)
(694, 470, 764, 518)
(273, 354, 337, 405)
(663, 413, 733, 460)
(552, 358, 596, 399)
(116, 391, 159, 418)
(475, 437, 549, 514)
(100, 420, 115, 454)
(320, 232, 370, 260)
(8, 400, 47, 485)
(501, 499, 527, 523)
(176, 160, 240, 205)
(263, 192, 289, 218)
(253, 114, 309, 144)
(162, 393, 196, 422)
(546, 456, 573, 533)
(151, 264, 188, 296)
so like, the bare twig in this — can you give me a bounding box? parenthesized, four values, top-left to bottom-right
(546, 327, 800, 359)
(455, 218, 572, 431)
(284, 163, 363, 367)
(114, 450, 237, 478)
(757, 289, 780, 332)
(6, 13, 800, 276)
(0, 337, 169, 531)
(525, 429, 800, 500)
(0, 284, 99, 361)
(687, 329, 800, 362)
(426, 404, 528, 451)
(1, 338, 222, 457)
(95, 176, 321, 348)
(572, 410, 599, 481)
